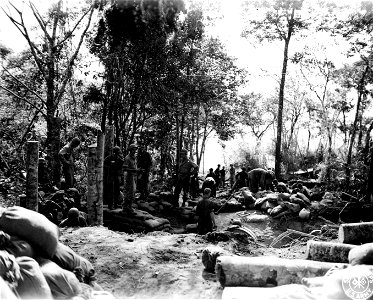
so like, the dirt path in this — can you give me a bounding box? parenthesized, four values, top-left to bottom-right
(60, 211, 314, 299)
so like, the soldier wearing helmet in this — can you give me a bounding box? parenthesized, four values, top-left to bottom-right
(104, 146, 124, 210)
(173, 149, 198, 207)
(122, 144, 142, 215)
(58, 137, 81, 189)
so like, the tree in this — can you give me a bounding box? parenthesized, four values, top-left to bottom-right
(242, 0, 308, 178)
(1, 0, 96, 184)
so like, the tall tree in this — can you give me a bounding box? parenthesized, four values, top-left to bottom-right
(1, 0, 96, 184)
(242, 0, 307, 178)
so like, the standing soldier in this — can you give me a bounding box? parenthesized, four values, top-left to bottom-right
(104, 146, 124, 210)
(229, 164, 235, 188)
(214, 164, 221, 190)
(137, 144, 153, 201)
(58, 137, 80, 189)
(173, 149, 198, 207)
(220, 166, 226, 189)
(122, 144, 142, 215)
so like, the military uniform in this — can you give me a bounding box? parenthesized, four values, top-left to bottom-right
(173, 155, 198, 206)
(104, 152, 124, 209)
(123, 148, 138, 213)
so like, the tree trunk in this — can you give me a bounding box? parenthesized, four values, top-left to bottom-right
(96, 131, 105, 225)
(346, 65, 368, 186)
(103, 126, 114, 205)
(305, 240, 355, 263)
(25, 141, 39, 211)
(366, 138, 373, 202)
(87, 144, 98, 225)
(215, 255, 347, 287)
(275, 11, 294, 179)
(47, 116, 62, 186)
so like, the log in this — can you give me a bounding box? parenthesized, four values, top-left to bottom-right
(338, 221, 373, 244)
(221, 285, 316, 300)
(305, 240, 356, 263)
(215, 256, 347, 287)
(25, 141, 39, 211)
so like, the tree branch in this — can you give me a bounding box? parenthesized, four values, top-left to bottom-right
(54, 5, 95, 107)
(1, 65, 47, 107)
(0, 84, 46, 118)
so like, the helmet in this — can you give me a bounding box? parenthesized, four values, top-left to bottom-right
(68, 208, 80, 219)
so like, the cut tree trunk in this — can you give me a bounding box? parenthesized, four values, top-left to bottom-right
(25, 141, 39, 211)
(87, 144, 98, 225)
(215, 256, 347, 287)
(96, 131, 104, 225)
(306, 240, 356, 263)
(338, 222, 373, 244)
(221, 285, 314, 300)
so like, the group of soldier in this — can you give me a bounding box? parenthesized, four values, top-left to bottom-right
(58, 138, 152, 215)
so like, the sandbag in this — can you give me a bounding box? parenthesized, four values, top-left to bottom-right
(37, 258, 82, 299)
(0, 250, 21, 288)
(0, 206, 59, 258)
(0, 231, 35, 258)
(0, 277, 18, 299)
(348, 243, 373, 266)
(52, 242, 95, 284)
(16, 256, 52, 299)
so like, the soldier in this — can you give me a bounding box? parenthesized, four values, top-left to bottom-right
(58, 137, 80, 189)
(214, 164, 221, 189)
(137, 144, 153, 200)
(229, 164, 235, 188)
(122, 144, 142, 215)
(195, 188, 217, 235)
(173, 149, 198, 207)
(59, 208, 87, 227)
(104, 146, 124, 210)
(220, 166, 226, 189)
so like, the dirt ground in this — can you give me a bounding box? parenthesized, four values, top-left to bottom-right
(60, 210, 322, 299)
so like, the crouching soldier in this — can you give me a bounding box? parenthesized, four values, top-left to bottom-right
(173, 149, 198, 207)
(195, 188, 217, 235)
(59, 208, 87, 227)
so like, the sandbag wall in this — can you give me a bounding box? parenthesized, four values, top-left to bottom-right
(0, 206, 102, 299)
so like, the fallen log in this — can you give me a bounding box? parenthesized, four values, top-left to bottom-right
(221, 285, 316, 300)
(338, 221, 373, 244)
(305, 240, 356, 263)
(215, 256, 347, 287)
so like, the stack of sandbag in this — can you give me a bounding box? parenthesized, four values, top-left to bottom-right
(254, 191, 311, 219)
(0, 206, 105, 299)
(104, 208, 171, 232)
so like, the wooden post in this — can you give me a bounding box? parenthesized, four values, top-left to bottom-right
(87, 144, 97, 225)
(103, 126, 114, 205)
(96, 131, 105, 225)
(25, 141, 39, 211)
(87, 131, 105, 226)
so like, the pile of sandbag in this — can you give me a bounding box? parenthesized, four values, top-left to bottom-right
(104, 208, 171, 233)
(0, 206, 104, 299)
